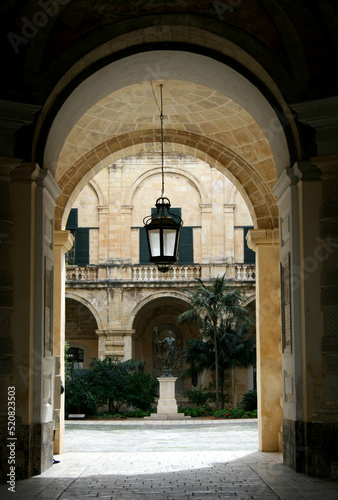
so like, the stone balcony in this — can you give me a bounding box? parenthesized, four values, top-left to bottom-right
(65, 263, 256, 285)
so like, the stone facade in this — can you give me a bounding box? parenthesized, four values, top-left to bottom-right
(65, 153, 256, 399)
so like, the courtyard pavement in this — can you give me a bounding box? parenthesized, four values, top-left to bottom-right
(1, 419, 338, 499)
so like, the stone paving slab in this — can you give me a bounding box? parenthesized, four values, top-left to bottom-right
(1, 420, 338, 499)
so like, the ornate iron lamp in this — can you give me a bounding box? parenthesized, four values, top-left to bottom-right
(143, 84, 183, 273)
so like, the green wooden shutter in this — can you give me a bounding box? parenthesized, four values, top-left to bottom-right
(75, 228, 90, 265)
(66, 208, 78, 230)
(178, 227, 193, 264)
(151, 207, 181, 219)
(139, 227, 150, 264)
(243, 227, 255, 264)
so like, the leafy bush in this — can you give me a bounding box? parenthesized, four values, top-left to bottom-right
(65, 369, 98, 415)
(241, 388, 257, 411)
(183, 387, 214, 407)
(178, 405, 257, 419)
(127, 371, 158, 411)
(178, 406, 213, 417)
(65, 358, 158, 415)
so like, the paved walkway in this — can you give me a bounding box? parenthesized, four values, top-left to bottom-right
(1, 419, 338, 499)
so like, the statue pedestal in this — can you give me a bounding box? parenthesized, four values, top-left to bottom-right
(145, 376, 191, 420)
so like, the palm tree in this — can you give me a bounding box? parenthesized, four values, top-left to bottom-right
(177, 274, 254, 409)
(183, 320, 255, 408)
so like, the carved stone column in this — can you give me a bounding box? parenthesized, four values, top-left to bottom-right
(247, 229, 283, 452)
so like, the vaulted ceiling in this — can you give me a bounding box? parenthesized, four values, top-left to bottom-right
(1, 0, 337, 231)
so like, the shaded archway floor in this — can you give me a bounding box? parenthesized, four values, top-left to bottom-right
(2, 419, 338, 499)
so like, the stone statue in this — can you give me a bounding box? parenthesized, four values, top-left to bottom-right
(154, 327, 177, 376)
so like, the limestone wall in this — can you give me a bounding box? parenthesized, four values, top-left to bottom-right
(71, 153, 252, 265)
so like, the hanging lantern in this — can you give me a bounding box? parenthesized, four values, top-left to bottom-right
(143, 196, 183, 273)
(143, 84, 184, 273)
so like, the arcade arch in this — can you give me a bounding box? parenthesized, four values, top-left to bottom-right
(49, 54, 285, 456)
(65, 297, 99, 370)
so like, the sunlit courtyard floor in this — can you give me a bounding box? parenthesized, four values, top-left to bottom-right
(1, 419, 338, 499)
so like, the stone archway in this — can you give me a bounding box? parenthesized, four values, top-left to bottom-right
(131, 294, 199, 396)
(24, 43, 291, 469)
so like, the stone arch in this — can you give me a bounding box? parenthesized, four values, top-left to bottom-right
(35, 24, 302, 167)
(65, 291, 103, 331)
(89, 179, 107, 206)
(124, 163, 209, 207)
(40, 50, 293, 179)
(243, 294, 256, 308)
(226, 184, 238, 206)
(127, 289, 191, 331)
(58, 130, 275, 231)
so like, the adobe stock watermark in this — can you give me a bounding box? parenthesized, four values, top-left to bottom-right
(7, 386, 16, 493)
(7, 0, 72, 55)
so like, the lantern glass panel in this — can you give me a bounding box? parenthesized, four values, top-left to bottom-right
(148, 229, 161, 257)
(163, 229, 177, 256)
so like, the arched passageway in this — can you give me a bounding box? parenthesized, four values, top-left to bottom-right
(2, 1, 337, 481)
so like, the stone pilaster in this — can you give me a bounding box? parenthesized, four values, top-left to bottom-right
(108, 164, 122, 258)
(289, 97, 338, 477)
(200, 203, 212, 265)
(274, 162, 325, 473)
(98, 205, 109, 263)
(0, 160, 17, 482)
(224, 204, 235, 261)
(53, 230, 74, 454)
(315, 155, 338, 408)
(7, 162, 39, 479)
(121, 205, 133, 262)
(33, 167, 60, 474)
(0, 160, 17, 416)
(247, 228, 283, 452)
(123, 329, 135, 361)
(95, 329, 134, 360)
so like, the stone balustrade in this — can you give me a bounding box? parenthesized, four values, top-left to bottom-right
(66, 263, 255, 283)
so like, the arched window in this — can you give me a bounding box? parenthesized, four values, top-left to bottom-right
(67, 347, 84, 370)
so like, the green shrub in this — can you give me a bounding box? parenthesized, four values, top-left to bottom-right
(65, 358, 158, 415)
(65, 369, 98, 415)
(127, 371, 158, 411)
(183, 387, 214, 407)
(241, 388, 257, 411)
(178, 406, 213, 417)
